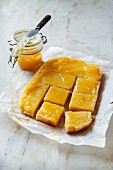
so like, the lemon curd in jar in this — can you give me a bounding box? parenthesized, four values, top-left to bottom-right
(12, 30, 44, 70)
(18, 45, 42, 70)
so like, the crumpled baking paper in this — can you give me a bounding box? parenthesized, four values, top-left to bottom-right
(0, 47, 113, 148)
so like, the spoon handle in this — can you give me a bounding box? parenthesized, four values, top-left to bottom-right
(35, 15, 51, 30)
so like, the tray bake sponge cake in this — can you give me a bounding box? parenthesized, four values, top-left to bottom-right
(19, 56, 101, 132)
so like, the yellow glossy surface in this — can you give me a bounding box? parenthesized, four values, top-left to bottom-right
(33, 69, 76, 90)
(69, 92, 97, 112)
(19, 56, 101, 130)
(19, 84, 49, 117)
(19, 94, 41, 117)
(43, 57, 102, 80)
(23, 82, 49, 98)
(36, 102, 64, 126)
(44, 86, 70, 106)
(65, 111, 92, 132)
(44, 56, 87, 75)
(75, 78, 100, 95)
(83, 64, 102, 81)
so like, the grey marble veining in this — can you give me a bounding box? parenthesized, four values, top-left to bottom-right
(0, 0, 113, 169)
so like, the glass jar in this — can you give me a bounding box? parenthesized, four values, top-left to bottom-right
(9, 29, 47, 70)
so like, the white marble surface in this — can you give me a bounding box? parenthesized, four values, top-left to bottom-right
(0, 0, 113, 169)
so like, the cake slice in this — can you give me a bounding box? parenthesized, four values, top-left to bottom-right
(74, 78, 100, 95)
(65, 111, 92, 132)
(19, 94, 41, 117)
(44, 86, 70, 106)
(36, 102, 64, 126)
(79, 63, 102, 81)
(19, 84, 49, 117)
(69, 92, 97, 112)
(41, 71, 76, 90)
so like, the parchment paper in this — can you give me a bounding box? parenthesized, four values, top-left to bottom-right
(0, 47, 113, 148)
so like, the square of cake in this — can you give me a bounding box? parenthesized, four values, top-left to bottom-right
(19, 94, 42, 117)
(19, 84, 49, 117)
(44, 86, 70, 106)
(74, 78, 100, 95)
(69, 92, 97, 112)
(85, 64, 101, 76)
(36, 102, 64, 126)
(65, 111, 92, 132)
